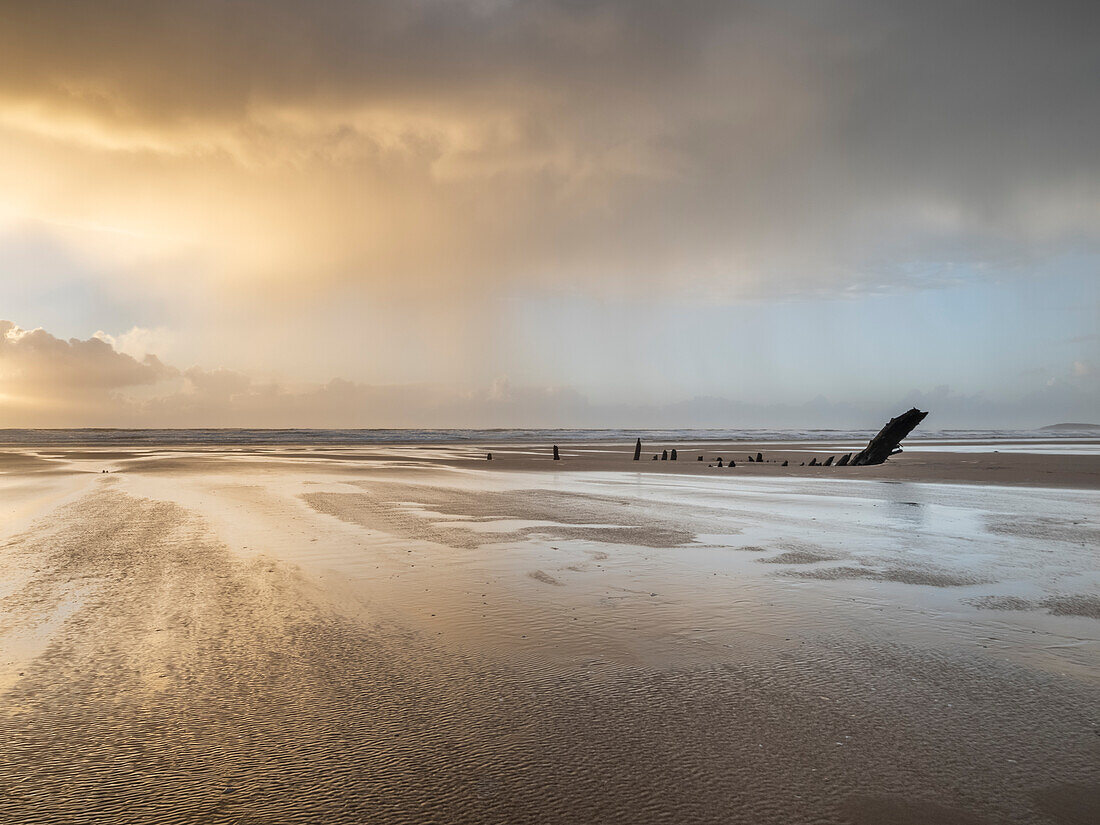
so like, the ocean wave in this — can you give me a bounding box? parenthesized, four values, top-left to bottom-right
(0, 427, 1097, 446)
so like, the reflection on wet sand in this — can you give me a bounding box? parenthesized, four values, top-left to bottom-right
(0, 445, 1097, 823)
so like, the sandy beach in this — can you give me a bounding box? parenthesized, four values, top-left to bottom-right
(1, 441, 1097, 824)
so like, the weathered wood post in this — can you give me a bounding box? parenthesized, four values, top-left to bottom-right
(634, 438, 642, 461)
(850, 408, 929, 466)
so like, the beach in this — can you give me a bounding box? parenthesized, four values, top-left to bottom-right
(1, 440, 1097, 824)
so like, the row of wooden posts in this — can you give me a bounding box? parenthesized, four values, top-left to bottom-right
(629, 442, 829, 467)
(484, 408, 929, 468)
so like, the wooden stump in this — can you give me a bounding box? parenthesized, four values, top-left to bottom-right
(850, 408, 929, 466)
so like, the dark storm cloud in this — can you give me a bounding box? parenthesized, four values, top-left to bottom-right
(0, 0, 1096, 295)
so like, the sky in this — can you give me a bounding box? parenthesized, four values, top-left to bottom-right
(0, 0, 1097, 428)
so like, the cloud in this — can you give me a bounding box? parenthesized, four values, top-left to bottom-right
(0, 320, 173, 398)
(0, 0, 1096, 306)
(2, 319, 1096, 428)
(1, 5, 1096, 423)
(93, 326, 174, 361)
(181, 366, 253, 399)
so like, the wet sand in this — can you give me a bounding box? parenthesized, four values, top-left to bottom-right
(438, 440, 1100, 489)
(1, 443, 1098, 823)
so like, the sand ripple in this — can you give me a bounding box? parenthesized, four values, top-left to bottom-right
(969, 594, 1100, 620)
(0, 485, 1096, 824)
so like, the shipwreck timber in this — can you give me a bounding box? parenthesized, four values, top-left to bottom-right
(850, 408, 929, 466)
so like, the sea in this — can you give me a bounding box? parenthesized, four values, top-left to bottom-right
(0, 427, 1097, 446)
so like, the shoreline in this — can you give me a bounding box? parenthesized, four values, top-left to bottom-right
(4, 439, 1099, 490)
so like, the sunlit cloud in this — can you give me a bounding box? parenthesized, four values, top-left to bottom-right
(0, 320, 1094, 429)
(0, 2, 1096, 424)
(0, 0, 1094, 303)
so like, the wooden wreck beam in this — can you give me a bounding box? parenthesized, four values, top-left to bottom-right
(849, 408, 929, 466)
